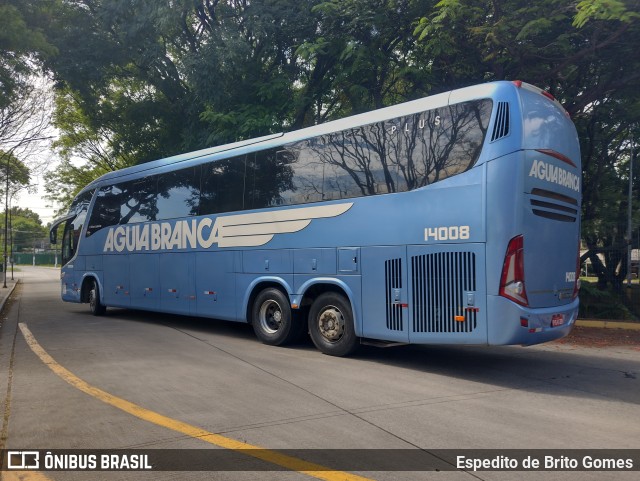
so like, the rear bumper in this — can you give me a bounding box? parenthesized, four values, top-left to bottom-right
(487, 295, 579, 345)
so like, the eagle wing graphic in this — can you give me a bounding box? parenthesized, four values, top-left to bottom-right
(216, 202, 353, 248)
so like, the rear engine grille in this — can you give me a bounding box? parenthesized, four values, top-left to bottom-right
(385, 258, 403, 331)
(411, 252, 477, 333)
(530, 188, 578, 222)
(491, 102, 510, 142)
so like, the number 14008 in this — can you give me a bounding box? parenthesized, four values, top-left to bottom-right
(424, 226, 470, 242)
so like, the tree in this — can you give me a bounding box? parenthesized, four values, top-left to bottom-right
(0, 206, 47, 253)
(295, 0, 432, 121)
(0, 151, 30, 198)
(0, 1, 55, 108)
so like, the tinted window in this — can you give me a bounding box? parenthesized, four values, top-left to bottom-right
(200, 155, 246, 215)
(86, 177, 157, 236)
(265, 142, 325, 205)
(245, 149, 296, 209)
(62, 190, 93, 264)
(300, 99, 492, 200)
(68, 190, 94, 216)
(86, 185, 122, 236)
(211, 99, 491, 211)
(120, 177, 157, 224)
(156, 167, 200, 219)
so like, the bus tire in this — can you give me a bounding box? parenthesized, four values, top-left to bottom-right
(251, 288, 300, 346)
(88, 279, 106, 316)
(308, 292, 359, 357)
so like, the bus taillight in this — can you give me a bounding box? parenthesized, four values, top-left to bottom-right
(500, 235, 529, 306)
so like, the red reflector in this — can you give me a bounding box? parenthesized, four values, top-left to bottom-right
(512, 80, 523, 88)
(541, 90, 556, 101)
(535, 149, 577, 168)
(520, 317, 529, 328)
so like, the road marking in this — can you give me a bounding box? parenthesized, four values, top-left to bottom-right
(18, 323, 374, 481)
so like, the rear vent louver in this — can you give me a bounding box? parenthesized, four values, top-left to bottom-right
(385, 258, 403, 331)
(491, 102, 510, 142)
(530, 188, 578, 223)
(411, 252, 477, 333)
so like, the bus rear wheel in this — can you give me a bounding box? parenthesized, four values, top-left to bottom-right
(88, 279, 106, 316)
(251, 288, 301, 346)
(308, 292, 359, 357)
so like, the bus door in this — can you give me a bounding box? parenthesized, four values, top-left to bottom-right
(160, 253, 196, 315)
(407, 244, 487, 344)
(361, 247, 409, 342)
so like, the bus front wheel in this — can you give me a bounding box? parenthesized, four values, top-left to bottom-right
(88, 279, 106, 316)
(252, 288, 301, 346)
(308, 292, 359, 357)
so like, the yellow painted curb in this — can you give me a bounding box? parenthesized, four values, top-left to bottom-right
(576, 319, 640, 331)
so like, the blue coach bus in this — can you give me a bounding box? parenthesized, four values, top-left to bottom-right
(50, 81, 581, 356)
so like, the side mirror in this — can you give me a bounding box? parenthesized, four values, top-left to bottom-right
(50, 228, 57, 245)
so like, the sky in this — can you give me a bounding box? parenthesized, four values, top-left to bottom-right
(16, 182, 58, 225)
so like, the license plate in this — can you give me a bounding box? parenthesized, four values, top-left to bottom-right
(551, 314, 564, 327)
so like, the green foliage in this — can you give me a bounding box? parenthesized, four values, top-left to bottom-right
(578, 281, 636, 320)
(0, 151, 31, 197)
(574, 0, 640, 27)
(44, 157, 111, 212)
(0, 2, 56, 107)
(0, 206, 47, 252)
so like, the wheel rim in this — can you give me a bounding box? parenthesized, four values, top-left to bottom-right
(316, 305, 345, 342)
(259, 299, 284, 334)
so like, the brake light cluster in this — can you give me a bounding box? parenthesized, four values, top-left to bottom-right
(500, 235, 528, 306)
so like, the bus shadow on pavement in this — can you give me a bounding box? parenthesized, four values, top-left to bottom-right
(356, 342, 640, 404)
(76, 307, 639, 404)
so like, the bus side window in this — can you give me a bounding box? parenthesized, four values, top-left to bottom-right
(61, 210, 87, 265)
(392, 99, 492, 190)
(86, 186, 121, 236)
(200, 155, 246, 215)
(271, 143, 324, 206)
(245, 148, 304, 208)
(120, 177, 157, 224)
(156, 167, 200, 220)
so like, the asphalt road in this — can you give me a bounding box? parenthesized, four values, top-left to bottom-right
(0, 266, 639, 481)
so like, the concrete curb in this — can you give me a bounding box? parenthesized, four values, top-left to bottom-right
(576, 319, 640, 331)
(0, 279, 19, 314)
